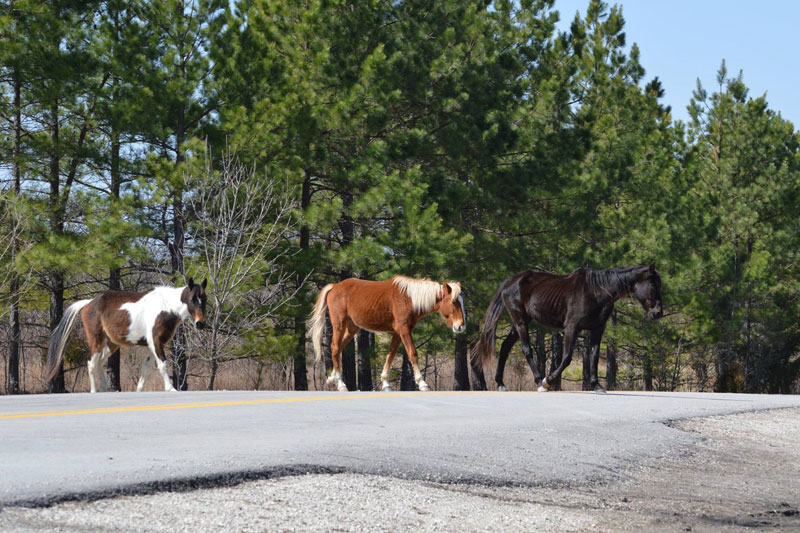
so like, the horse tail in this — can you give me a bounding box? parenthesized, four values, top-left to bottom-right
(46, 299, 93, 382)
(308, 283, 335, 363)
(471, 279, 509, 371)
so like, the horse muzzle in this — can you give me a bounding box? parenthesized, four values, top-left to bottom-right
(648, 309, 663, 320)
(195, 320, 206, 330)
(453, 323, 465, 334)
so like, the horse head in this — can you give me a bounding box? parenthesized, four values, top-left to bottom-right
(633, 263, 663, 320)
(184, 278, 208, 329)
(439, 282, 466, 333)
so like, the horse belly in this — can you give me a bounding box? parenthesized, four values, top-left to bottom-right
(529, 308, 565, 330)
(348, 306, 395, 333)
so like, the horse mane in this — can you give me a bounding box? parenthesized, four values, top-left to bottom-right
(392, 276, 461, 314)
(583, 265, 647, 299)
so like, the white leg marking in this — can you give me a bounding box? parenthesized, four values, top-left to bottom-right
(156, 358, 176, 392)
(380, 370, 393, 392)
(538, 377, 550, 392)
(87, 353, 101, 393)
(147, 335, 176, 392)
(96, 346, 112, 392)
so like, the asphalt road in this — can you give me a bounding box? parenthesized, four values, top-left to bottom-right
(2, 390, 799, 508)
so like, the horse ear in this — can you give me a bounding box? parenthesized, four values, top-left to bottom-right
(187, 277, 195, 288)
(442, 281, 452, 295)
(201, 278, 208, 289)
(648, 262, 656, 275)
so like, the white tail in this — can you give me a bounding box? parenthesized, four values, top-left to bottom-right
(308, 284, 335, 362)
(46, 299, 93, 382)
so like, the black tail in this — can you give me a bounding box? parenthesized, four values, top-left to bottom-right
(470, 279, 509, 370)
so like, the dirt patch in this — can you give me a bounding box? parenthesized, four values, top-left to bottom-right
(1, 408, 798, 532)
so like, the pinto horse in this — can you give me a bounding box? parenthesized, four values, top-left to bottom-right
(471, 264, 662, 393)
(46, 278, 208, 393)
(308, 276, 466, 392)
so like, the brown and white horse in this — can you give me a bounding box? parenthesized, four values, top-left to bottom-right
(308, 276, 466, 392)
(46, 279, 208, 393)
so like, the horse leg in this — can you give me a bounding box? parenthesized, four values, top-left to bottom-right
(495, 329, 519, 391)
(137, 354, 154, 392)
(148, 336, 177, 392)
(510, 317, 544, 390)
(588, 326, 607, 393)
(95, 343, 112, 392)
(380, 335, 402, 392)
(542, 325, 577, 392)
(328, 318, 357, 392)
(337, 321, 360, 392)
(87, 352, 102, 393)
(398, 328, 430, 391)
(84, 318, 106, 393)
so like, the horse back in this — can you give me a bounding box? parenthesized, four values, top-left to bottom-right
(329, 278, 402, 332)
(516, 270, 585, 329)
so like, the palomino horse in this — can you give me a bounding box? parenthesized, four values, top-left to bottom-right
(47, 279, 208, 392)
(471, 264, 662, 393)
(309, 276, 466, 392)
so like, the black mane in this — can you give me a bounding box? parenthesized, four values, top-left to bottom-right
(584, 265, 647, 299)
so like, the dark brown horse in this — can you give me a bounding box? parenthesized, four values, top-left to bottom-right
(471, 264, 662, 393)
(47, 279, 207, 392)
(309, 276, 466, 391)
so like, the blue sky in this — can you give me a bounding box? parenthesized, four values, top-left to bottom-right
(551, 0, 799, 128)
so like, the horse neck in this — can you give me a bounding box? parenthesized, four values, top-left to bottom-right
(145, 286, 190, 319)
(589, 267, 644, 301)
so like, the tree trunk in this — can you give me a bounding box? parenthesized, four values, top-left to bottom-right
(341, 341, 357, 391)
(294, 318, 309, 391)
(207, 346, 218, 391)
(357, 330, 373, 391)
(643, 341, 653, 391)
(606, 341, 617, 391)
(453, 333, 470, 391)
(400, 350, 416, 391)
(338, 191, 356, 390)
(48, 273, 66, 393)
(8, 73, 22, 394)
(48, 100, 66, 393)
(534, 328, 546, 377)
(582, 336, 591, 391)
(293, 173, 312, 390)
(170, 103, 188, 391)
(105, 128, 122, 391)
(549, 332, 563, 391)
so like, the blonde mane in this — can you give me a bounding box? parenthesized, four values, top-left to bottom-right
(392, 276, 461, 314)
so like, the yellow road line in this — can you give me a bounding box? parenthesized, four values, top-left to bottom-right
(0, 391, 508, 420)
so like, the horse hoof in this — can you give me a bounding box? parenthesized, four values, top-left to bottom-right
(337, 383, 349, 392)
(497, 385, 508, 392)
(167, 387, 178, 392)
(594, 386, 607, 394)
(537, 386, 548, 392)
(382, 386, 394, 392)
(418, 383, 431, 392)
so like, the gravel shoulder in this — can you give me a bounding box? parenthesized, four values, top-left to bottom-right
(2, 407, 798, 532)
